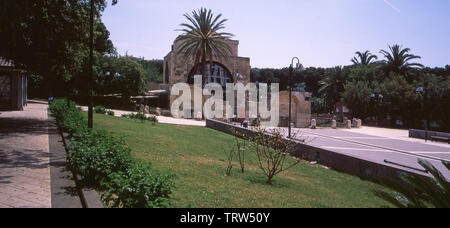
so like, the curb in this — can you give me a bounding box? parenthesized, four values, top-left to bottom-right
(61, 132, 104, 208)
(47, 110, 83, 208)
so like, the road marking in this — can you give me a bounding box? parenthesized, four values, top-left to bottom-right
(334, 137, 386, 139)
(322, 147, 390, 152)
(416, 152, 450, 154)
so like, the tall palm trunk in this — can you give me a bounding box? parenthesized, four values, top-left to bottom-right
(201, 51, 207, 86)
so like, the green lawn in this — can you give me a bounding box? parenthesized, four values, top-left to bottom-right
(92, 113, 392, 208)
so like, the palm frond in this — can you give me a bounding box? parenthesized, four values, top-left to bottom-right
(375, 159, 450, 208)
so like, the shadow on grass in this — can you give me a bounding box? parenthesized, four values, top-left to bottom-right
(222, 168, 293, 189)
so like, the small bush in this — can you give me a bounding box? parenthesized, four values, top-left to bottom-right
(148, 115, 158, 125)
(94, 106, 107, 114)
(107, 110, 115, 116)
(49, 99, 85, 136)
(102, 162, 175, 208)
(121, 112, 158, 124)
(68, 129, 132, 185)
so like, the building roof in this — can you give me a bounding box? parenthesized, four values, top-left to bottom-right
(0, 57, 15, 67)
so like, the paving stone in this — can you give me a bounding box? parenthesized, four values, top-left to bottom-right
(0, 102, 52, 208)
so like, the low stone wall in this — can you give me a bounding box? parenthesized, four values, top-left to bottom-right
(206, 119, 429, 184)
(409, 129, 450, 140)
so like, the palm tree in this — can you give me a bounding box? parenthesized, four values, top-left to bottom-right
(351, 50, 378, 65)
(318, 66, 348, 111)
(176, 8, 234, 85)
(375, 159, 450, 208)
(380, 44, 424, 75)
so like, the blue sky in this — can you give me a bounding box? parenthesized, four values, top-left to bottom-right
(102, 0, 450, 68)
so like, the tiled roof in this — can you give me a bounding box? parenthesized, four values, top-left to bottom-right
(0, 57, 15, 67)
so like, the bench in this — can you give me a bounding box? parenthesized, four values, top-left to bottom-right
(430, 136, 450, 144)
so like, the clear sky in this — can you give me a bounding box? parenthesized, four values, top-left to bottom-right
(102, 0, 450, 68)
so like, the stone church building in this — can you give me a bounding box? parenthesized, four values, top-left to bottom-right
(161, 38, 311, 127)
(163, 39, 251, 88)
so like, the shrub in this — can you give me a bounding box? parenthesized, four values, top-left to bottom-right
(121, 112, 158, 124)
(68, 129, 132, 185)
(250, 128, 302, 184)
(94, 106, 107, 114)
(148, 115, 158, 125)
(102, 162, 175, 208)
(231, 129, 248, 173)
(134, 112, 147, 123)
(49, 98, 85, 135)
(107, 110, 115, 116)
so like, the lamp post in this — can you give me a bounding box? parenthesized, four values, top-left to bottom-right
(288, 57, 305, 138)
(87, 0, 95, 129)
(370, 93, 383, 126)
(416, 86, 428, 141)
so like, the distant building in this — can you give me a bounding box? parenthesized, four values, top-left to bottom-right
(163, 38, 251, 88)
(162, 38, 251, 116)
(0, 58, 27, 111)
(160, 38, 311, 127)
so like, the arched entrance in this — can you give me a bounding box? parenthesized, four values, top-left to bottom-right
(187, 62, 233, 87)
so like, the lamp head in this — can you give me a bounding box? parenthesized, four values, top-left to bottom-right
(296, 63, 305, 71)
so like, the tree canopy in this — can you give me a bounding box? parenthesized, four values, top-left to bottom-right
(0, 0, 117, 83)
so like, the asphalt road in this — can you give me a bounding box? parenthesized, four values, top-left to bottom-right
(289, 128, 450, 179)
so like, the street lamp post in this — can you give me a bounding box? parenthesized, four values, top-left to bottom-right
(370, 93, 383, 126)
(88, 0, 95, 129)
(288, 57, 305, 138)
(416, 86, 428, 142)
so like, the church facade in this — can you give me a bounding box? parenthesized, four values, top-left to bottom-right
(162, 39, 251, 88)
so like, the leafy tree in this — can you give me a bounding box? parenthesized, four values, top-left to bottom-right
(418, 74, 450, 131)
(375, 159, 450, 208)
(351, 50, 378, 65)
(131, 57, 163, 83)
(251, 68, 279, 84)
(347, 65, 384, 85)
(311, 97, 332, 114)
(380, 44, 424, 76)
(342, 81, 373, 119)
(377, 73, 421, 127)
(176, 8, 234, 85)
(98, 56, 147, 100)
(0, 0, 116, 86)
(298, 67, 327, 96)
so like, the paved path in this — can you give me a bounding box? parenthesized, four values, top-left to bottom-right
(79, 106, 206, 127)
(0, 101, 81, 208)
(0, 102, 52, 208)
(285, 127, 450, 180)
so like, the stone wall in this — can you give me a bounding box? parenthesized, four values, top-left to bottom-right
(409, 129, 450, 141)
(0, 74, 11, 110)
(279, 91, 311, 128)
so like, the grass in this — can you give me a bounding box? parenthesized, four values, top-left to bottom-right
(91, 113, 392, 208)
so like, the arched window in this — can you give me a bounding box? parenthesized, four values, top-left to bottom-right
(188, 62, 233, 87)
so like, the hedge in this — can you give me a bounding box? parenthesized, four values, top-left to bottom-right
(50, 99, 174, 208)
